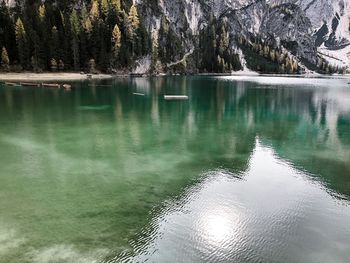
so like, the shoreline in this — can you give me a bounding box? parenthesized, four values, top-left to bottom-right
(0, 72, 116, 82)
(0, 72, 349, 82)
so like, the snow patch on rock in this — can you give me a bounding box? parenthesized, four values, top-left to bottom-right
(318, 44, 350, 69)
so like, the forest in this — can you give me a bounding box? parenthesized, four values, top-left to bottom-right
(0, 0, 343, 74)
(0, 0, 245, 73)
(0, 0, 151, 72)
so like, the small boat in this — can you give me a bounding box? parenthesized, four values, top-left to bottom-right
(164, 95, 189, 100)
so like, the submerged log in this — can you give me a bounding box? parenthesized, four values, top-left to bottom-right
(4, 82, 18, 86)
(88, 84, 113, 87)
(42, 83, 61, 88)
(20, 82, 40, 87)
(133, 92, 145, 96)
(164, 95, 189, 100)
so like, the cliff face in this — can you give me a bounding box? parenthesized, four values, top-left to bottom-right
(3, 0, 349, 73)
(137, 0, 350, 71)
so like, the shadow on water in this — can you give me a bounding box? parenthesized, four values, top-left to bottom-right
(0, 76, 349, 262)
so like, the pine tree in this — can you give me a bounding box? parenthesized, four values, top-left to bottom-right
(1, 47, 9, 70)
(218, 24, 229, 57)
(128, 4, 140, 55)
(128, 5, 140, 31)
(151, 32, 158, 68)
(112, 24, 121, 60)
(158, 16, 169, 60)
(84, 17, 93, 34)
(38, 4, 45, 21)
(101, 0, 108, 18)
(90, 0, 100, 21)
(111, 0, 121, 13)
(50, 26, 59, 61)
(70, 10, 81, 71)
(15, 18, 27, 68)
(61, 11, 73, 70)
(31, 31, 42, 71)
(0, 2, 16, 63)
(79, 28, 88, 70)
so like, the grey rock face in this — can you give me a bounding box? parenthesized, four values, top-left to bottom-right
(137, 0, 350, 69)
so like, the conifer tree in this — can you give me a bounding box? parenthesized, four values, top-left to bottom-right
(111, 0, 121, 13)
(38, 4, 45, 21)
(70, 10, 81, 70)
(50, 26, 59, 62)
(1, 47, 9, 70)
(84, 17, 93, 34)
(129, 5, 140, 31)
(151, 32, 158, 68)
(112, 24, 121, 59)
(90, 0, 100, 21)
(218, 24, 229, 57)
(128, 4, 140, 56)
(15, 18, 27, 68)
(0, 2, 16, 63)
(101, 0, 109, 18)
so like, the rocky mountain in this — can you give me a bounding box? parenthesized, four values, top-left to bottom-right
(1, 0, 349, 74)
(136, 0, 350, 72)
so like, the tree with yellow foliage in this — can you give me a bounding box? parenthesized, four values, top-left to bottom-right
(112, 24, 122, 58)
(1, 47, 9, 71)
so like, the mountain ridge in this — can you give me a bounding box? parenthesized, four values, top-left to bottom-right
(137, 0, 350, 73)
(0, 0, 349, 74)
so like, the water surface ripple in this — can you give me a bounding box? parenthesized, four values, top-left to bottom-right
(0, 76, 349, 263)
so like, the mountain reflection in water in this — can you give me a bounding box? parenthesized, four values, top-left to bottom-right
(0, 76, 349, 263)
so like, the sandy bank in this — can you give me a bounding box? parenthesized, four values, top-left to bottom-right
(0, 73, 115, 82)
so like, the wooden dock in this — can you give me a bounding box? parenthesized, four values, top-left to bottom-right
(164, 95, 189, 100)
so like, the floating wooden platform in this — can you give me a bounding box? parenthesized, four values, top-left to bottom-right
(133, 92, 145, 96)
(20, 82, 40, 87)
(164, 95, 189, 100)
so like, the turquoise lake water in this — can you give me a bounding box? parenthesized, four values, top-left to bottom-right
(0, 76, 349, 263)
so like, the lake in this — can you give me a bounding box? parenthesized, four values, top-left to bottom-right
(0, 76, 349, 263)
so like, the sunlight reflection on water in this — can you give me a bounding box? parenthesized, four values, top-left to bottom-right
(116, 139, 350, 263)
